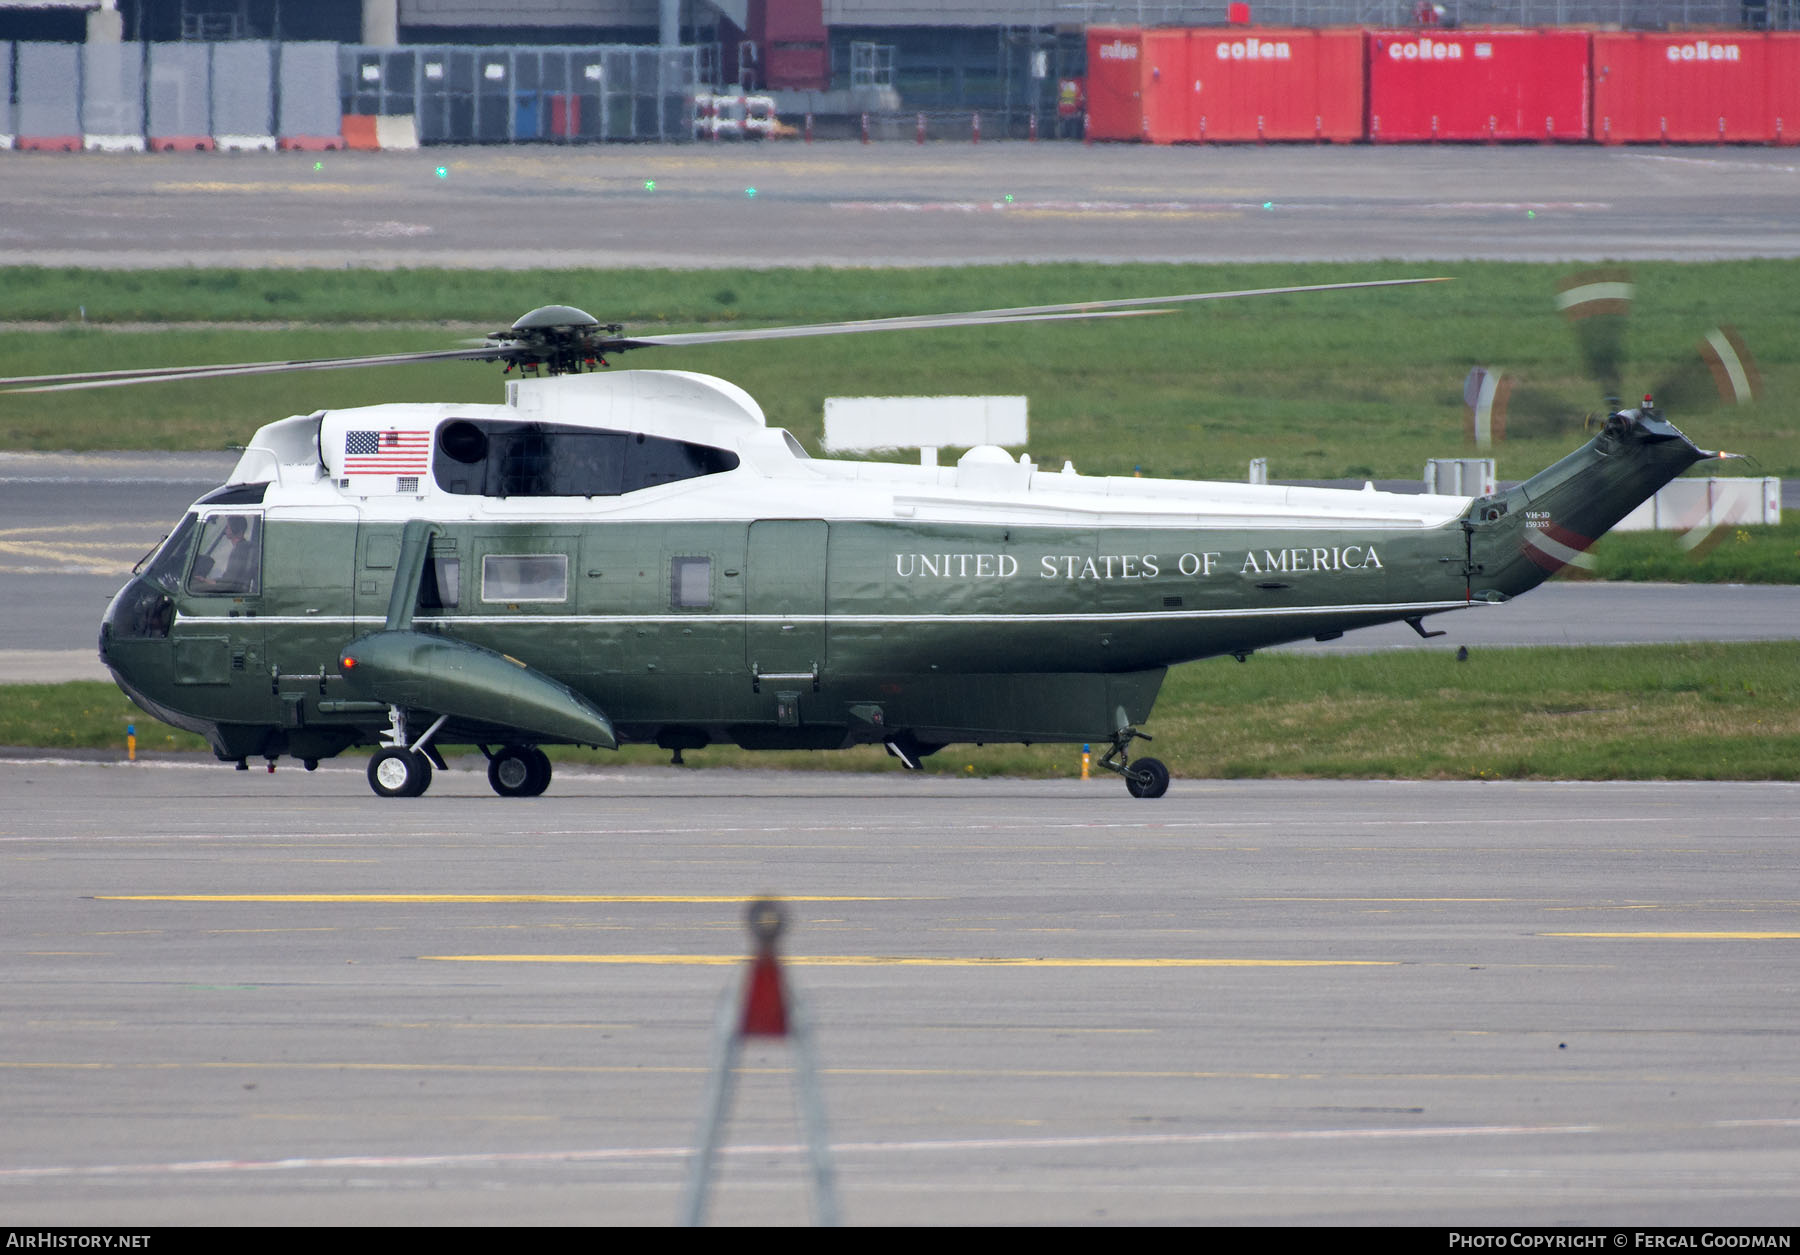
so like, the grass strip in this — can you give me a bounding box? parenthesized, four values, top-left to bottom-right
(4, 260, 1796, 480)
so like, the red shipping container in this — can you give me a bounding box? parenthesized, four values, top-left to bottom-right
(1186, 28, 1363, 141)
(1367, 29, 1589, 142)
(1772, 34, 1800, 145)
(1139, 29, 1193, 144)
(1594, 32, 1771, 144)
(1086, 27, 1146, 140)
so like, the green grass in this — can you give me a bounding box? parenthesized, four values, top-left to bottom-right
(14, 641, 1798, 780)
(1573, 518, 1800, 584)
(4, 260, 1798, 482)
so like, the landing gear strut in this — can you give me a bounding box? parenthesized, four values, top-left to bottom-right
(1097, 728, 1170, 799)
(367, 707, 447, 798)
(368, 746, 433, 798)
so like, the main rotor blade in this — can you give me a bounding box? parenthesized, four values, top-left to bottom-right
(0, 347, 507, 394)
(0, 275, 1448, 393)
(933, 276, 1452, 320)
(615, 277, 1447, 349)
(611, 306, 1169, 349)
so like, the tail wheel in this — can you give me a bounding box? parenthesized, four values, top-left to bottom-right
(1124, 756, 1170, 799)
(489, 745, 553, 798)
(369, 747, 432, 798)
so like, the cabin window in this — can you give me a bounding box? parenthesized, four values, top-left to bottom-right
(434, 419, 738, 497)
(481, 554, 567, 603)
(670, 556, 712, 609)
(187, 513, 262, 596)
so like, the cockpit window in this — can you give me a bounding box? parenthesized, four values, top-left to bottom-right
(433, 419, 739, 497)
(187, 513, 262, 596)
(140, 513, 199, 595)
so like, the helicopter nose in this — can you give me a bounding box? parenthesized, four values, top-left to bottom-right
(100, 577, 177, 660)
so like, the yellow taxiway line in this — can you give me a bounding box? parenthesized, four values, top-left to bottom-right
(1545, 931, 1800, 940)
(423, 955, 1395, 967)
(95, 894, 891, 904)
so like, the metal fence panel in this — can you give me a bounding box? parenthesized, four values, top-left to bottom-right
(16, 42, 81, 146)
(82, 42, 145, 147)
(147, 42, 212, 147)
(279, 42, 342, 139)
(210, 41, 273, 145)
(340, 44, 698, 144)
(0, 44, 12, 145)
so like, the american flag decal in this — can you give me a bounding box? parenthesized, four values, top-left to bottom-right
(344, 429, 432, 475)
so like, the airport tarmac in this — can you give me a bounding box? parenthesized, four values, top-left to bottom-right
(2, 143, 1796, 1227)
(2, 761, 1798, 1226)
(2, 143, 1799, 268)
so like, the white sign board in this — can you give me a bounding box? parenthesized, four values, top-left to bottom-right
(1612, 477, 1781, 532)
(823, 396, 1028, 453)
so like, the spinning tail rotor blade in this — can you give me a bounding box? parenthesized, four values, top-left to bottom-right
(1651, 325, 1761, 416)
(1465, 367, 1589, 446)
(1556, 268, 1634, 399)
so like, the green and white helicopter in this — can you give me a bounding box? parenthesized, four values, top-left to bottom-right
(1, 278, 1745, 798)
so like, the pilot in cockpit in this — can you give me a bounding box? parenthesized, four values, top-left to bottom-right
(190, 514, 261, 595)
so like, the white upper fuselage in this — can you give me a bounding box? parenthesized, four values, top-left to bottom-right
(223, 369, 1472, 533)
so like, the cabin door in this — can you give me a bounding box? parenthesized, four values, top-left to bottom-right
(745, 520, 827, 693)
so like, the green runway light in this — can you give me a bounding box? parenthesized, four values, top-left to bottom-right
(435, 166, 449, 179)
(1527, 209, 1537, 219)
(644, 179, 656, 191)
(745, 187, 757, 198)
(1004, 194, 1014, 203)
(312, 161, 323, 172)
(1263, 201, 1274, 210)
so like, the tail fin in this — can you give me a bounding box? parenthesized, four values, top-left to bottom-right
(1462, 405, 1715, 601)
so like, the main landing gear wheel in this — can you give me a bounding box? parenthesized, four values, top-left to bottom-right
(1123, 756, 1170, 800)
(488, 745, 552, 798)
(368, 746, 433, 798)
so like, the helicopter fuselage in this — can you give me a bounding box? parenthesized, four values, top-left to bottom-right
(96, 369, 1711, 794)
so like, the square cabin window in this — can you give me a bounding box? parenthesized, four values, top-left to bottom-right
(670, 556, 711, 609)
(481, 554, 568, 603)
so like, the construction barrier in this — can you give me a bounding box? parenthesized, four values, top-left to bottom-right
(15, 42, 80, 150)
(0, 42, 12, 149)
(82, 42, 144, 151)
(277, 42, 344, 149)
(211, 40, 275, 150)
(146, 42, 212, 151)
(8, 30, 1800, 152)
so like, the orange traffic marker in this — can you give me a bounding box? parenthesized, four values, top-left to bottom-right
(681, 899, 838, 1226)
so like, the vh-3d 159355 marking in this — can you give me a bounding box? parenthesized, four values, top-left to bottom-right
(0, 279, 1746, 799)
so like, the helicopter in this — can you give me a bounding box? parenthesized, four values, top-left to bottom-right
(0, 279, 1737, 799)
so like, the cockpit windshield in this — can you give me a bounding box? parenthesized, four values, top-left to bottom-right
(139, 513, 199, 595)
